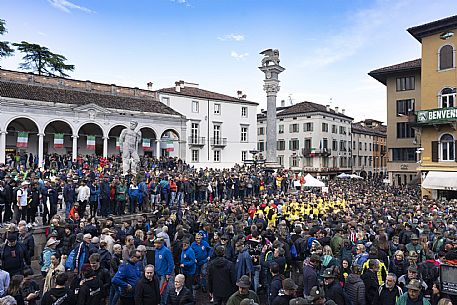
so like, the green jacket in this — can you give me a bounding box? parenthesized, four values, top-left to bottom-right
(395, 293, 431, 305)
(226, 290, 259, 305)
(116, 184, 127, 201)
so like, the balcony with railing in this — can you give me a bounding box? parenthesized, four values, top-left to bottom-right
(210, 137, 227, 147)
(302, 148, 332, 157)
(188, 136, 205, 147)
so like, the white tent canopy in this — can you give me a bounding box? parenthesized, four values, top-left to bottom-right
(350, 174, 364, 179)
(337, 173, 351, 179)
(303, 173, 325, 187)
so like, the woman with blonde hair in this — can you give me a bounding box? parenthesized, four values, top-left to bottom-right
(390, 250, 408, 278)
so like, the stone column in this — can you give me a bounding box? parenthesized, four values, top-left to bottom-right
(103, 137, 108, 158)
(0, 131, 7, 164)
(38, 133, 44, 168)
(156, 140, 161, 158)
(72, 135, 78, 161)
(259, 51, 285, 168)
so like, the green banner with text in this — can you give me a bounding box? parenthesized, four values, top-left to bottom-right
(417, 107, 457, 124)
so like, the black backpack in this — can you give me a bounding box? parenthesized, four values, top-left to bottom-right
(419, 261, 438, 286)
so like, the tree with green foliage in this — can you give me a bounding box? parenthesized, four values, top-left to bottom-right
(0, 19, 14, 64)
(13, 41, 74, 77)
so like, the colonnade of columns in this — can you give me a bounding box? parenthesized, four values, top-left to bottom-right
(0, 133, 165, 167)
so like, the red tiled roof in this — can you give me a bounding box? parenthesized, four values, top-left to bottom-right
(158, 87, 258, 105)
(277, 101, 353, 120)
(0, 80, 182, 116)
(368, 59, 421, 85)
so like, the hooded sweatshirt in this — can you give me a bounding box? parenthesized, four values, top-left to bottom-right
(77, 278, 102, 305)
(41, 287, 76, 305)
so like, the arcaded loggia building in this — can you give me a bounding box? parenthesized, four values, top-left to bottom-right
(0, 69, 187, 167)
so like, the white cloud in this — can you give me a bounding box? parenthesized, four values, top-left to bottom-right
(170, 0, 191, 7)
(231, 51, 248, 60)
(48, 0, 94, 13)
(301, 0, 410, 68)
(218, 33, 245, 42)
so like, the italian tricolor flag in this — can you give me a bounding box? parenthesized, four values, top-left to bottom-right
(166, 139, 174, 152)
(54, 133, 64, 149)
(115, 138, 120, 151)
(87, 135, 96, 150)
(143, 138, 151, 151)
(17, 132, 28, 148)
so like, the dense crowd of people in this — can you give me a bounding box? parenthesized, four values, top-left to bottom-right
(0, 153, 455, 305)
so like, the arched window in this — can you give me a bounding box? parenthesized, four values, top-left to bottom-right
(439, 45, 454, 70)
(440, 87, 456, 108)
(440, 133, 455, 161)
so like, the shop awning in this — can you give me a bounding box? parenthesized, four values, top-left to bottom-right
(422, 171, 457, 190)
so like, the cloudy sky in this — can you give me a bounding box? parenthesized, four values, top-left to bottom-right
(1, 0, 456, 122)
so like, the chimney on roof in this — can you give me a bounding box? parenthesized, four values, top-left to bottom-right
(281, 100, 285, 107)
(326, 104, 330, 111)
(335, 106, 339, 113)
(179, 80, 185, 89)
(147, 82, 153, 90)
(241, 94, 247, 100)
(85, 81, 92, 91)
(134, 87, 139, 96)
(341, 108, 345, 115)
(175, 81, 181, 93)
(237, 90, 243, 99)
(111, 84, 117, 95)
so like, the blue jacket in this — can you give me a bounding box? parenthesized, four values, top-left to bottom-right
(89, 184, 100, 202)
(154, 245, 174, 277)
(235, 248, 253, 281)
(112, 260, 142, 297)
(128, 186, 140, 199)
(63, 184, 76, 203)
(191, 240, 212, 265)
(180, 247, 196, 276)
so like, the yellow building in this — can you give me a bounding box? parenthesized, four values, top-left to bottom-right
(370, 15, 457, 197)
(408, 15, 457, 199)
(369, 60, 421, 186)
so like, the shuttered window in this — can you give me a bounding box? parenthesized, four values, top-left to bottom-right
(439, 45, 454, 70)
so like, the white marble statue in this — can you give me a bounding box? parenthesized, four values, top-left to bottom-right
(119, 121, 142, 175)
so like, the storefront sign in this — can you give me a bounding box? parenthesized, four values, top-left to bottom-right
(417, 107, 457, 124)
(440, 264, 457, 295)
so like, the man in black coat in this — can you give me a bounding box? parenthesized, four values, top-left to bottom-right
(361, 259, 380, 305)
(323, 268, 345, 305)
(303, 254, 320, 297)
(134, 265, 161, 305)
(77, 268, 103, 305)
(0, 233, 30, 275)
(167, 274, 194, 305)
(272, 278, 298, 305)
(89, 253, 111, 302)
(208, 246, 237, 305)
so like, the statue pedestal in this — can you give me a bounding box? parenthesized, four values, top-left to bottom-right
(264, 161, 283, 170)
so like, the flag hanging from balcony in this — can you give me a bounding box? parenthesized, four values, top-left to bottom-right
(54, 133, 64, 149)
(87, 135, 96, 150)
(143, 138, 151, 151)
(17, 132, 28, 148)
(115, 138, 120, 151)
(310, 148, 316, 157)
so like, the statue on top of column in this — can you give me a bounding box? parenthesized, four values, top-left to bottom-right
(260, 49, 280, 67)
(119, 120, 141, 176)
